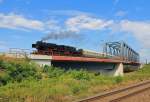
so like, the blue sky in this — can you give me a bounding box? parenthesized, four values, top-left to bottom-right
(0, 0, 150, 62)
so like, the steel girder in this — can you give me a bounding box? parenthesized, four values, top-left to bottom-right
(103, 41, 139, 62)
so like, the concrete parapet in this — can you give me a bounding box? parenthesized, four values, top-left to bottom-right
(29, 54, 52, 60)
(29, 54, 52, 66)
(31, 59, 51, 66)
(3, 53, 52, 66)
(4, 53, 28, 58)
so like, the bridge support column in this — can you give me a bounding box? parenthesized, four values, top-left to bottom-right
(101, 63, 124, 76)
(113, 63, 124, 76)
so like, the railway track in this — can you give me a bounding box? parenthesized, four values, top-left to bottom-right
(76, 80, 150, 102)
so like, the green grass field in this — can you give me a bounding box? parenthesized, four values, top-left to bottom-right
(0, 55, 150, 102)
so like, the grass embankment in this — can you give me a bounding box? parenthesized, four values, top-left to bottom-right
(0, 55, 150, 102)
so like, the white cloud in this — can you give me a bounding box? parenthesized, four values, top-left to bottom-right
(0, 12, 114, 33)
(0, 13, 45, 31)
(0, 12, 63, 32)
(65, 15, 113, 32)
(45, 20, 61, 32)
(120, 20, 150, 48)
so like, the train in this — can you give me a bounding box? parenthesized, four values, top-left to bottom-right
(32, 41, 119, 59)
(32, 41, 82, 56)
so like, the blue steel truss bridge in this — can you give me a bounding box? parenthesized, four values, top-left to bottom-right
(103, 41, 139, 64)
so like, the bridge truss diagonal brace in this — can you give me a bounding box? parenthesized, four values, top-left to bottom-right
(103, 41, 139, 63)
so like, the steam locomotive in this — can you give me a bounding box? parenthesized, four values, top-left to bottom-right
(32, 41, 82, 56)
(32, 41, 106, 58)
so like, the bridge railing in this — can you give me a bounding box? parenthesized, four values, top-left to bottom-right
(8, 48, 31, 58)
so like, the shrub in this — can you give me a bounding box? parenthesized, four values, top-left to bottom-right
(8, 63, 40, 82)
(114, 76, 123, 83)
(43, 65, 65, 78)
(71, 85, 80, 94)
(43, 65, 49, 73)
(0, 59, 3, 67)
(0, 74, 11, 86)
(68, 69, 90, 80)
(0, 58, 42, 84)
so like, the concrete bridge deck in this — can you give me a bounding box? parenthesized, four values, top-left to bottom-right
(52, 55, 140, 65)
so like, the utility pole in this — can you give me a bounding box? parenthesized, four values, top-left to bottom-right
(146, 59, 148, 64)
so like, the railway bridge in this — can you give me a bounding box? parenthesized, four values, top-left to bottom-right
(5, 41, 140, 76)
(30, 41, 140, 76)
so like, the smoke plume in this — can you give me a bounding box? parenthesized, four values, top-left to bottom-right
(42, 30, 80, 41)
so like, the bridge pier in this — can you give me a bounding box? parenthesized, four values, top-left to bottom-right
(103, 63, 123, 76)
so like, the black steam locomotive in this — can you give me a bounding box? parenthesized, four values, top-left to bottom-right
(32, 41, 83, 56)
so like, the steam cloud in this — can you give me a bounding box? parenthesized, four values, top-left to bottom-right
(42, 30, 79, 41)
